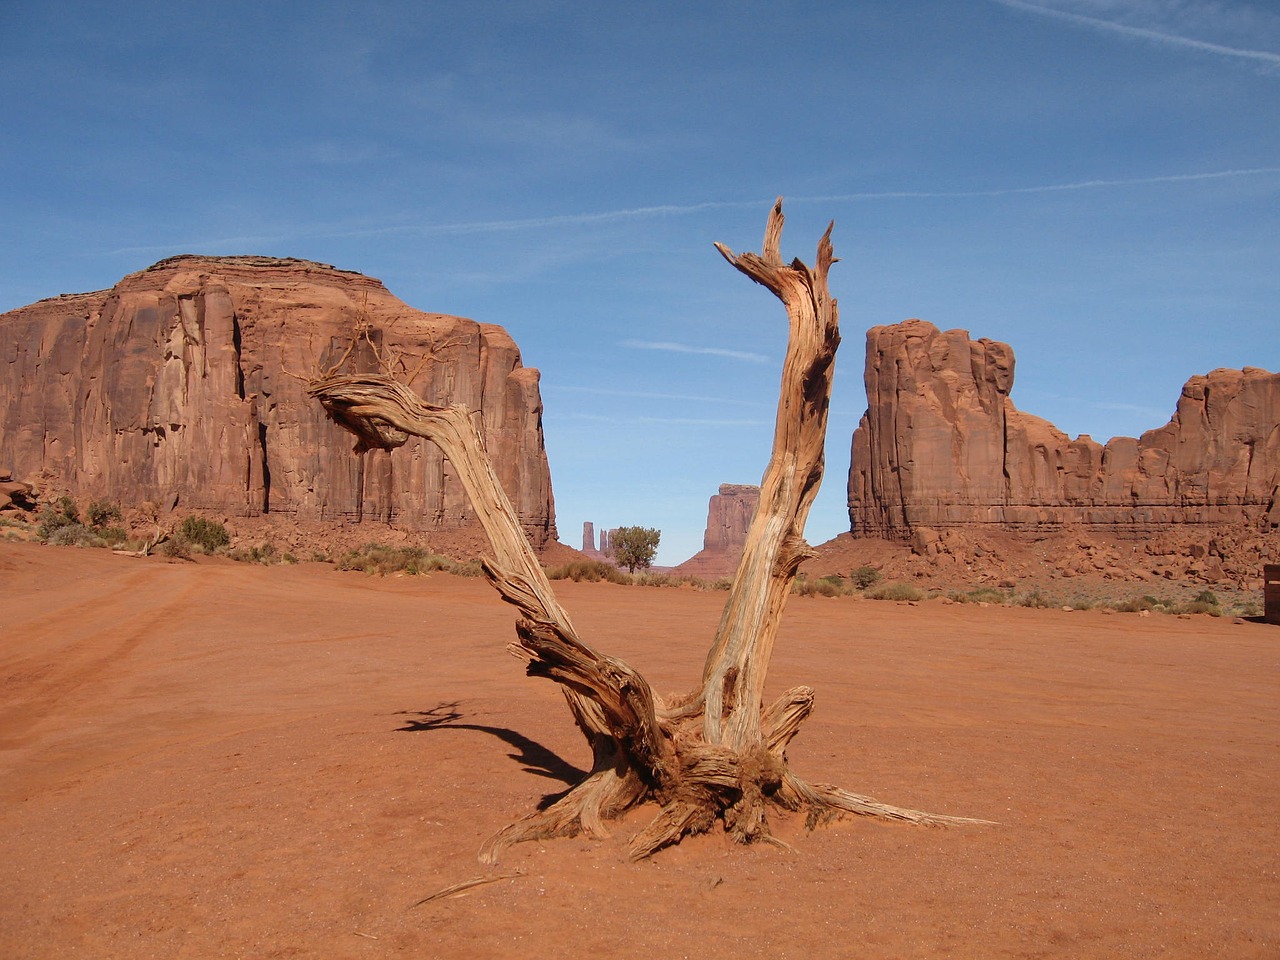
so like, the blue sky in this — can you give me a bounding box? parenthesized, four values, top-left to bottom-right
(2, 0, 1277, 565)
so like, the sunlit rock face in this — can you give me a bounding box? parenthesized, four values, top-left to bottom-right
(672, 483, 761, 578)
(0, 255, 557, 546)
(848, 319, 1279, 539)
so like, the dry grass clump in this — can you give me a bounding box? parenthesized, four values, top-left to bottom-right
(792, 574, 848, 598)
(336, 543, 478, 577)
(947, 586, 1011, 605)
(545, 559, 629, 584)
(864, 581, 927, 602)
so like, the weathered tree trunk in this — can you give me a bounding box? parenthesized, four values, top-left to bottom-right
(308, 200, 988, 861)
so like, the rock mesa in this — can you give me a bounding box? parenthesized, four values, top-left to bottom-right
(848, 319, 1279, 541)
(0, 256, 556, 547)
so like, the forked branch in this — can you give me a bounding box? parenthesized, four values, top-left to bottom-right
(308, 200, 990, 863)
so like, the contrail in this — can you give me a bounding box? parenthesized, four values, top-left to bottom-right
(795, 167, 1280, 203)
(108, 167, 1279, 256)
(989, 0, 1280, 67)
(622, 339, 770, 364)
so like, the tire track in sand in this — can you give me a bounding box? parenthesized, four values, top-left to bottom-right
(0, 564, 207, 749)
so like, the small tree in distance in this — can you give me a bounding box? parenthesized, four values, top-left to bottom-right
(610, 526, 660, 573)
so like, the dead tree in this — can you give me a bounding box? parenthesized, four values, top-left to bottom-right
(308, 200, 987, 861)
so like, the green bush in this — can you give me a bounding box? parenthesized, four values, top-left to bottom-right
(177, 516, 230, 553)
(849, 566, 881, 590)
(1017, 590, 1053, 608)
(48, 523, 99, 547)
(37, 495, 81, 541)
(865, 581, 926, 602)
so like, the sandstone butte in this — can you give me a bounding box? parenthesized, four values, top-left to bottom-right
(847, 319, 1280, 548)
(671, 483, 761, 578)
(0, 256, 557, 549)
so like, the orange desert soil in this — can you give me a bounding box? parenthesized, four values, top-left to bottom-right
(1, 541, 1276, 959)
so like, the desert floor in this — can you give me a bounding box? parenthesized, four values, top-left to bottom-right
(1, 541, 1277, 959)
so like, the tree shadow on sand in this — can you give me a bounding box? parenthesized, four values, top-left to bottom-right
(395, 702, 587, 810)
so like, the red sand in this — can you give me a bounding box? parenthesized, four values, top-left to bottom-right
(2, 541, 1277, 959)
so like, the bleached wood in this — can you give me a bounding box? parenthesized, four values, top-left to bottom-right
(307, 201, 987, 861)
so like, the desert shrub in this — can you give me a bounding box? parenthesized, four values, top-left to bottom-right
(633, 572, 680, 587)
(86, 500, 123, 530)
(1017, 590, 1053, 608)
(547, 559, 630, 584)
(950, 586, 1010, 605)
(1171, 599, 1221, 617)
(336, 543, 472, 576)
(230, 541, 279, 565)
(48, 523, 99, 547)
(176, 516, 230, 553)
(158, 537, 191, 559)
(1110, 595, 1165, 613)
(865, 581, 925, 602)
(849, 566, 881, 590)
(37, 495, 81, 541)
(1192, 589, 1219, 606)
(793, 575, 846, 598)
(98, 526, 129, 546)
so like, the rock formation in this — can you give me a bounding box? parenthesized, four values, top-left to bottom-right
(580, 521, 612, 561)
(0, 255, 557, 548)
(672, 483, 760, 578)
(848, 320, 1280, 543)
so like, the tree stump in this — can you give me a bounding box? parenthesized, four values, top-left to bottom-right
(308, 200, 989, 861)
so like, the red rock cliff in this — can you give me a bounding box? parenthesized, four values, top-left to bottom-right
(0, 256, 557, 546)
(848, 320, 1279, 539)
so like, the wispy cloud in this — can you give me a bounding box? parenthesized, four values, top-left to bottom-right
(414, 201, 758, 236)
(546, 384, 772, 407)
(621, 339, 770, 364)
(989, 0, 1280, 68)
(798, 167, 1280, 202)
(106, 167, 1280, 257)
(566, 412, 769, 426)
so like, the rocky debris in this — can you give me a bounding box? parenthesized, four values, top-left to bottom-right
(0, 256, 557, 550)
(672, 483, 760, 578)
(849, 320, 1279, 538)
(1, 474, 36, 511)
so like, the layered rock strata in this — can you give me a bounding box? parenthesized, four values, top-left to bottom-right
(0, 256, 557, 547)
(848, 320, 1279, 540)
(673, 483, 760, 578)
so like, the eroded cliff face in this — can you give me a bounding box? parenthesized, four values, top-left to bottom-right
(0, 256, 557, 546)
(848, 320, 1279, 540)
